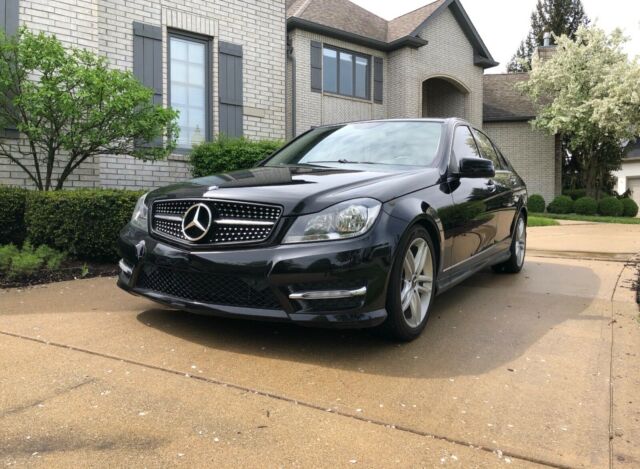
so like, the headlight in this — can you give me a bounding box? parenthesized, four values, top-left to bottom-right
(283, 198, 381, 243)
(131, 193, 149, 231)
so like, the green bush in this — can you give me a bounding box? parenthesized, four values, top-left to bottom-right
(527, 194, 546, 213)
(190, 136, 283, 177)
(563, 188, 587, 201)
(547, 195, 574, 214)
(621, 198, 639, 217)
(0, 187, 27, 245)
(0, 244, 19, 270)
(25, 189, 143, 262)
(0, 242, 66, 279)
(598, 196, 624, 217)
(574, 196, 598, 215)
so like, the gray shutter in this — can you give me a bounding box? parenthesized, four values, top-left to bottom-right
(373, 57, 383, 104)
(132, 22, 162, 106)
(1, 0, 19, 138)
(219, 41, 243, 137)
(1, 0, 19, 36)
(310, 41, 322, 93)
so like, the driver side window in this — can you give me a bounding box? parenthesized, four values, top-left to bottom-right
(452, 126, 480, 162)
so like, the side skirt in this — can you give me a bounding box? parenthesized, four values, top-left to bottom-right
(435, 240, 511, 295)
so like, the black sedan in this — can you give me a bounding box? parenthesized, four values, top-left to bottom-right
(118, 118, 527, 341)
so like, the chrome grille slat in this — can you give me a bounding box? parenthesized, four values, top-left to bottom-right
(151, 198, 282, 246)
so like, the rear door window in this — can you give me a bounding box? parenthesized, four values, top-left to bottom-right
(472, 129, 504, 170)
(452, 125, 481, 162)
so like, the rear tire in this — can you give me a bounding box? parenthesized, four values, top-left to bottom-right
(380, 226, 436, 342)
(492, 213, 526, 274)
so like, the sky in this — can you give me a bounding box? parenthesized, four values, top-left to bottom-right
(350, 0, 640, 73)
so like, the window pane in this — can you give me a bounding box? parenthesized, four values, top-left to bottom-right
(355, 56, 368, 99)
(170, 36, 208, 149)
(339, 52, 353, 96)
(452, 126, 480, 160)
(472, 129, 502, 169)
(323, 48, 337, 93)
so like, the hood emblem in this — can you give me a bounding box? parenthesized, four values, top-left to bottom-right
(181, 203, 212, 241)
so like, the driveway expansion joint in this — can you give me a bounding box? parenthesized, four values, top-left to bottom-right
(0, 329, 575, 469)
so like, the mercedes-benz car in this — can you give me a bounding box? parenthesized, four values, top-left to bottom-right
(118, 118, 527, 341)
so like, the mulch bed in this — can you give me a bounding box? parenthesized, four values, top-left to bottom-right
(0, 261, 118, 289)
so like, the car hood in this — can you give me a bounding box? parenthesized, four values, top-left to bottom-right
(147, 165, 442, 215)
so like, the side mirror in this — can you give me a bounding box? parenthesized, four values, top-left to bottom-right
(458, 158, 495, 178)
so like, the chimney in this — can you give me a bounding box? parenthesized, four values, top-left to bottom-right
(534, 32, 556, 67)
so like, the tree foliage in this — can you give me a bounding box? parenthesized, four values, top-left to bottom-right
(518, 27, 640, 198)
(507, 0, 589, 73)
(0, 29, 179, 190)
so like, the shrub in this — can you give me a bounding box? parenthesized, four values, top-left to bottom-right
(621, 198, 639, 217)
(0, 242, 67, 279)
(25, 189, 144, 262)
(574, 196, 598, 215)
(563, 188, 587, 201)
(527, 194, 546, 213)
(598, 196, 623, 217)
(0, 187, 27, 245)
(0, 244, 19, 270)
(547, 195, 574, 214)
(190, 136, 283, 177)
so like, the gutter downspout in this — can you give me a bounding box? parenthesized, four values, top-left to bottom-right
(287, 35, 296, 138)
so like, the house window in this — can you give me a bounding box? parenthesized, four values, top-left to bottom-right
(169, 33, 210, 149)
(322, 45, 370, 99)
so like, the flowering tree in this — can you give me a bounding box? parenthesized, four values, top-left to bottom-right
(0, 29, 179, 190)
(518, 26, 640, 197)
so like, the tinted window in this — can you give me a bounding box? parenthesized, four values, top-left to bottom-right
(452, 126, 480, 161)
(266, 121, 443, 168)
(473, 129, 504, 169)
(322, 48, 337, 93)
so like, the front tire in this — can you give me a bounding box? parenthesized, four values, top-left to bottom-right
(492, 213, 526, 274)
(380, 226, 436, 342)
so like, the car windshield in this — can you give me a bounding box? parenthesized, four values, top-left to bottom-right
(265, 121, 443, 168)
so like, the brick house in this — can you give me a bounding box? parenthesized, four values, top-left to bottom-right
(0, 0, 286, 189)
(1, 0, 561, 200)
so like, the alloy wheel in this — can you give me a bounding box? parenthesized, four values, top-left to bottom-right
(400, 238, 434, 328)
(515, 218, 526, 267)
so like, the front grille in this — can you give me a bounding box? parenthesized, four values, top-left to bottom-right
(136, 265, 281, 310)
(151, 198, 282, 247)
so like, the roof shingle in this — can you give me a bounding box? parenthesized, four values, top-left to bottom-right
(483, 74, 537, 122)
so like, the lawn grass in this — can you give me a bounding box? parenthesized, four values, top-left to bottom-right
(531, 212, 640, 224)
(528, 215, 560, 227)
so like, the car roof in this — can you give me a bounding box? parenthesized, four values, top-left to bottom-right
(312, 117, 471, 129)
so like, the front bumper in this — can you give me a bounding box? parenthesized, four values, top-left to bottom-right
(117, 217, 399, 328)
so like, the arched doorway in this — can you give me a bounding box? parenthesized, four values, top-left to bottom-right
(421, 76, 469, 120)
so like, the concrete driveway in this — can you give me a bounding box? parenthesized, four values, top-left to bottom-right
(1, 223, 639, 468)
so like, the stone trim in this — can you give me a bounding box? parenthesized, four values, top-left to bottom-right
(162, 8, 218, 38)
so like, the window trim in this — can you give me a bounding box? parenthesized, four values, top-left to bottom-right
(167, 29, 212, 152)
(322, 44, 371, 101)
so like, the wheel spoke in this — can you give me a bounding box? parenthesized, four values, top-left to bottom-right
(410, 290, 422, 323)
(414, 241, 427, 274)
(403, 253, 415, 277)
(401, 283, 412, 311)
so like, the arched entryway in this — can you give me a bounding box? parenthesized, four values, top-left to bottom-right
(421, 76, 469, 120)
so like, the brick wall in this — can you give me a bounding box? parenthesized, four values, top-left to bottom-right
(484, 121, 559, 203)
(1, 0, 286, 190)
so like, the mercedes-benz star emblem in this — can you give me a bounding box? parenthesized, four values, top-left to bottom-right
(181, 203, 212, 241)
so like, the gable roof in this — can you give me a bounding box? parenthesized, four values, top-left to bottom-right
(483, 73, 537, 122)
(286, 0, 498, 67)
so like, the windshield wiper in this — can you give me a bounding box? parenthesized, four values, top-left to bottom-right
(307, 159, 380, 165)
